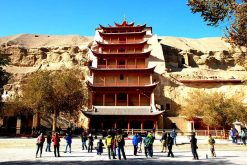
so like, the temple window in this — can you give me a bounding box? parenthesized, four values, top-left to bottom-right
(120, 74, 124, 80)
(118, 48, 126, 53)
(98, 58, 106, 65)
(118, 60, 125, 65)
(119, 38, 126, 43)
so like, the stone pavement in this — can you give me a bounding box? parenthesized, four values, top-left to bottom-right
(0, 137, 246, 165)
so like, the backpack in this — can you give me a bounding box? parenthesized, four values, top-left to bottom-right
(144, 137, 151, 147)
(37, 136, 44, 144)
(209, 138, 215, 145)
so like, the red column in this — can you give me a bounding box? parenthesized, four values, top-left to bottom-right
(128, 121, 130, 132)
(103, 94, 105, 106)
(139, 94, 141, 106)
(114, 122, 117, 129)
(115, 93, 117, 106)
(141, 121, 144, 132)
(153, 120, 156, 129)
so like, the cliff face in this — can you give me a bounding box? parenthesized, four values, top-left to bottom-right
(1, 34, 246, 130)
(0, 34, 93, 68)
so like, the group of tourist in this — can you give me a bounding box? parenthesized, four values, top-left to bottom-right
(35, 127, 246, 160)
(230, 127, 246, 145)
(35, 132, 62, 158)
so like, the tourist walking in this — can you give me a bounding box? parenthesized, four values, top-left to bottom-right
(96, 139, 104, 155)
(230, 127, 238, 144)
(190, 134, 199, 160)
(81, 132, 88, 150)
(105, 133, 116, 159)
(112, 132, 117, 158)
(137, 132, 143, 153)
(87, 134, 94, 152)
(143, 133, 150, 158)
(171, 129, 177, 145)
(143, 132, 153, 158)
(208, 134, 216, 157)
(132, 133, 138, 156)
(167, 133, 174, 157)
(160, 130, 167, 152)
(241, 129, 246, 145)
(45, 133, 52, 152)
(64, 133, 72, 153)
(52, 132, 61, 157)
(116, 129, 127, 160)
(36, 133, 45, 158)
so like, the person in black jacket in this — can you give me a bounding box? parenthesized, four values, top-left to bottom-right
(96, 138, 104, 155)
(45, 133, 52, 152)
(81, 132, 88, 150)
(87, 134, 94, 152)
(190, 134, 199, 160)
(160, 130, 167, 152)
(167, 133, 174, 157)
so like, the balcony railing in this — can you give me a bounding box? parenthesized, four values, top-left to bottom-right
(97, 65, 146, 69)
(94, 82, 150, 86)
(106, 39, 144, 44)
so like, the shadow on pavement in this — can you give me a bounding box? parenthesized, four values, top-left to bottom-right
(1, 160, 232, 165)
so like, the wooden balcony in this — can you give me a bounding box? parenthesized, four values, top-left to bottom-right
(94, 82, 150, 87)
(97, 64, 146, 69)
(106, 39, 143, 44)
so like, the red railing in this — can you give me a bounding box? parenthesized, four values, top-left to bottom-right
(97, 65, 146, 69)
(106, 39, 144, 44)
(94, 82, 149, 86)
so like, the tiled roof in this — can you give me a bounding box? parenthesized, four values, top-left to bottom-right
(82, 106, 164, 116)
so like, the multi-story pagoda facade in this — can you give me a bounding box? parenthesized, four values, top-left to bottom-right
(83, 20, 163, 131)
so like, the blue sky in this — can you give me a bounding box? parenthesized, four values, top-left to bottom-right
(0, 0, 225, 38)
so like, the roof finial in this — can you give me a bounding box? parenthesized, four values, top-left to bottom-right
(123, 15, 126, 22)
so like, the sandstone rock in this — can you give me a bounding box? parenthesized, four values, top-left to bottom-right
(70, 46, 79, 54)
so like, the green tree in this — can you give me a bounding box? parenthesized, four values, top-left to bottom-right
(187, 0, 247, 48)
(181, 91, 247, 129)
(0, 55, 11, 114)
(20, 69, 87, 133)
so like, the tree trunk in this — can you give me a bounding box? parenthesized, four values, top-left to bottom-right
(52, 109, 58, 133)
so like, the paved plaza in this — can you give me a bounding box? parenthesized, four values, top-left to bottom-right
(0, 136, 246, 165)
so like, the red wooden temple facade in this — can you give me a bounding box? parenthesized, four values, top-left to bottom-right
(83, 20, 163, 130)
